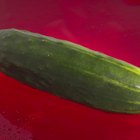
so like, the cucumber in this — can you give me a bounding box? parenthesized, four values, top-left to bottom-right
(0, 28, 140, 114)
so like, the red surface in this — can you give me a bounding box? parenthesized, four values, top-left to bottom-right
(0, 0, 140, 140)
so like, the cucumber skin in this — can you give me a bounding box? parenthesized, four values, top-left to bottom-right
(0, 29, 140, 114)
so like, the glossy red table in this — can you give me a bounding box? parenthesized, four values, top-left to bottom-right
(0, 0, 140, 139)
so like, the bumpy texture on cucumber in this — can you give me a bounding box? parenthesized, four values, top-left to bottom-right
(0, 28, 140, 114)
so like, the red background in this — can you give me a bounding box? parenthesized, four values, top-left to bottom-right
(0, 0, 140, 139)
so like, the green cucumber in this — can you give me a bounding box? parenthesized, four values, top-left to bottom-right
(0, 28, 140, 114)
